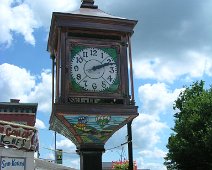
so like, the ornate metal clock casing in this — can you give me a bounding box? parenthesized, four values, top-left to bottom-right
(65, 35, 126, 103)
(48, 3, 138, 150)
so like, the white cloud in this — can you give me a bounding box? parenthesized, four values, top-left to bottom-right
(56, 138, 75, 149)
(24, 0, 78, 28)
(0, 63, 35, 100)
(139, 148, 166, 159)
(133, 114, 168, 149)
(0, 0, 38, 46)
(55, 136, 79, 169)
(0, 0, 78, 47)
(130, 83, 184, 170)
(135, 156, 166, 170)
(133, 82, 182, 149)
(0, 63, 52, 113)
(134, 51, 212, 83)
(35, 118, 46, 129)
(138, 83, 183, 115)
(63, 158, 80, 170)
(26, 69, 52, 113)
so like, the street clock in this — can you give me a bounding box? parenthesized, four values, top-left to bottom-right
(47, 1, 138, 169)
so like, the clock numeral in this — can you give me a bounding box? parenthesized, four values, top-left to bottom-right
(83, 52, 88, 58)
(107, 58, 112, 63)
(90, 49, 97, 56)
(101, 52, 104, 59)
(107, 75, 113, 82)
(102, 81, 107, 88)
(83, 80, 88, 87)
(77, 74, 81, 80)
(92, 83, 97, 90)
(109, 67, 115, 73)
(74, 65, 79, 71)
(76, 57, 83, 63)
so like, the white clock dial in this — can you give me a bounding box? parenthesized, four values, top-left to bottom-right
(71, 47, 118, 92)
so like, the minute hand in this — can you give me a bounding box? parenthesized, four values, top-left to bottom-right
(92, 63, 115, 71)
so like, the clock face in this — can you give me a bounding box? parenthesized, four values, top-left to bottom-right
(70, 47, 118, 92)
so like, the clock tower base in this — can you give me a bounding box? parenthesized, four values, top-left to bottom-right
(77, 144, 105, 170)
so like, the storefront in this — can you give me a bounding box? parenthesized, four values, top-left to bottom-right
(0, 120, 38, 170)
(0, 147, 34, 170)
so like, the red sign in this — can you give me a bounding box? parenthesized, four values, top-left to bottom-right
(0, 121, 38, 151)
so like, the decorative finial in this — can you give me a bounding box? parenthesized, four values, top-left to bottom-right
(81, 0, 98, 9)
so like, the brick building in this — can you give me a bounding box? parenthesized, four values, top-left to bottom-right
(0, 99, 38, 126)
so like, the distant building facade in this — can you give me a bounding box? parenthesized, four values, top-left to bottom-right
(0, 99, 38, 170)
(0, 99, 38, 126)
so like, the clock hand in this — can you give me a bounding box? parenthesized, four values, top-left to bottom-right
(92, 62, 115, 71)
(86, 63, 115, 73)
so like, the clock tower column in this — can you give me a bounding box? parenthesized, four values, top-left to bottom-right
(48, 1, 138, 170)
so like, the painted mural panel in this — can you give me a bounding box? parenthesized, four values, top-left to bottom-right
(64, 115, 130, 143)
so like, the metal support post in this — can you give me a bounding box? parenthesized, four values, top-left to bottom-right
(127, 121, 133, 170)
(77, 145, 105, 170)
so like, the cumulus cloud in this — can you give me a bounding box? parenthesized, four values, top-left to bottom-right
(133, 114, 168, 149)
(105, 0, 212, 56)
(98, 0, 212, 83)
(26, 69, 52, 113)
(136, 148, 167, 170)
(35, 118, 46, 129)
(56, 138, 75, 150)
(24, 0, 78, 28)
(0, 63, 35, 100)
(130, 83, 184, 169)
(139, 147, 166, 159)
(0, 63, 52, 113)
(138, 83, 183, 115)
(62, 158, 80, 169)
(133, 51, 212, 83)
(0, 0, 38, 46)
(55, 136, 79, 169)
(0, 0, 78, 47)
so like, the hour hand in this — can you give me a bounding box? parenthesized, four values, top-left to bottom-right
(91, 63, 115, 71)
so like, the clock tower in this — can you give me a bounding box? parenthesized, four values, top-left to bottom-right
(48, 1, 138, 169)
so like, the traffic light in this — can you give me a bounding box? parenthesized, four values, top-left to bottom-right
(56, 149, 62, 164)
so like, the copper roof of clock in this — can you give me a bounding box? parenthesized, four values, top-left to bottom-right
(69, 7, 127, 20)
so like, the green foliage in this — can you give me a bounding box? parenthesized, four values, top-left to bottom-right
(164, 81, 212, 170)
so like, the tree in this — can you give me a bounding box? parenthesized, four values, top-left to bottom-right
(164, 81, 212, 170)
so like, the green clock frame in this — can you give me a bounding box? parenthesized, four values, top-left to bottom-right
(69, 45, 120, 93)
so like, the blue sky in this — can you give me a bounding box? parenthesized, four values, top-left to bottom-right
(1, 0, 212, 169)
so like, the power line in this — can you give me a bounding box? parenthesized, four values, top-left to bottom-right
(105, 141, 131, 151)
(40, 140, 132, 154)
(40, 146, 77, 155)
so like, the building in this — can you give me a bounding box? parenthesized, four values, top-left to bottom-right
(0, 99, 76, 170)
(0, 99, 38, 170)
(0, 99, 38, 126)
(34, 158, 77, 170)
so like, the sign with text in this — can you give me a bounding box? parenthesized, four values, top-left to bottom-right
(0, 157, 25, 170)
(0, 121, 38, 151)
